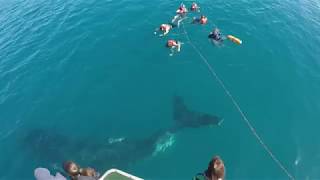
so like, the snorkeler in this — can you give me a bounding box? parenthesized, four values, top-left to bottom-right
(167, 39, 182, 56)
(172, 3, 188, 27)
(193, 15, 208, 24)
(176, 3, 188, 14)
(208, 28, 223, 42)
(209, 28, 243, 45)
(155, 24, 173, 36)
(190, 2, 200, 12)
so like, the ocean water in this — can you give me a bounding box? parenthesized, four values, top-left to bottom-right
(1, 0, 320, 179)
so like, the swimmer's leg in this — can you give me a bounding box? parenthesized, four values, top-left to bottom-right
(180, 17, 194, 24)
(171, 15, 180, 24)
(177, 17, 188, 27)
(169, 48, 174, 56)
(177, 18, 184, 27)
(169, 23, 178, 28)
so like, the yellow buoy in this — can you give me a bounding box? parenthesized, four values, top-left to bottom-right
(227, 35, 242, 45)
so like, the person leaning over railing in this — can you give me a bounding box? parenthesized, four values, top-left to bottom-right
(63, 161, 99, 180)
(193, 156, 225, 180)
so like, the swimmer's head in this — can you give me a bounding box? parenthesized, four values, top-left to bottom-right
(160, 24, 165, 30)
(179, 3, 186, 10)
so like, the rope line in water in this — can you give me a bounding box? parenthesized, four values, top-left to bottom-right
(181, 23, 294, 180)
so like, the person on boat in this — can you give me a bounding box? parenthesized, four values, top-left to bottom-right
(78, 167, 99, 180)
(64, 161, 100, 180)
(167, 39, 182, 56)
(156, 24, 173, 36)
(208, 28, 223, 42)
(63, 161, 81, 180)
(193, 156, 225, 180)
(190, 2, 200, 12)
(193, 15, 208, 24)
(34, 167, 67, 180)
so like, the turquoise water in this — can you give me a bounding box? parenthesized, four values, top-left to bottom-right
(1, 0, 320, 179)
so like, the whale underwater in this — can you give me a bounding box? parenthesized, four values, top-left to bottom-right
(22, 95, 222, 171)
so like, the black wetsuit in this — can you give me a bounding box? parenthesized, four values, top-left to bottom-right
(208, 32, 223, 42)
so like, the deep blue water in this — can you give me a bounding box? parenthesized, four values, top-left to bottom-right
(1, 0, 320, 179)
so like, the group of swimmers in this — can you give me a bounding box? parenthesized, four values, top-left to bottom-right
(34, 161, 99, 180)
(155, 2, 241, 56)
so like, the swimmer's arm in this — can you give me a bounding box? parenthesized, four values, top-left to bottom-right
(154, 28, 159, 35)
(159, 30, 167, 37)
(221, 35, 227, 40)
(169, 49, 174, 56)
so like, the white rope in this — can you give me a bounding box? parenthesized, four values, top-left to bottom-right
(181, 23, 294, 180)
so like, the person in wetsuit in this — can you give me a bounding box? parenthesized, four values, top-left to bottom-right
(193, 15, 208, 24)
(190, 2, 200, 12)
(208, 28, 223, 42)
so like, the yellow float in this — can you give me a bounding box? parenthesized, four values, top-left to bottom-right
(227, 35, 242, 45)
